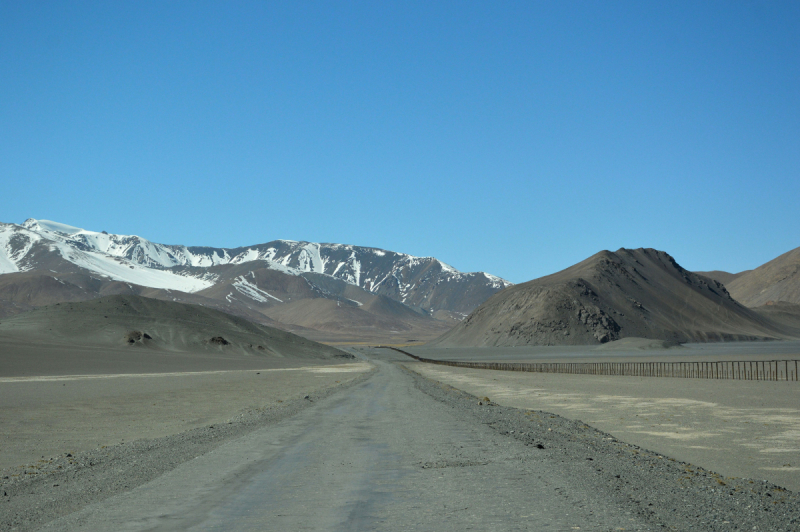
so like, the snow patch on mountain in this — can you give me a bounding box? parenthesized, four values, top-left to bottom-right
(438, 261, 457, 274)
(482, 272, 511, 289)
(25, 219, 83, 235)
(0, 224, 41, 273)
(185, 249, 231, 268)
(0, 228, 22, 274)
(296, 243, 326, 273)
(232, 275, 283, 303)
(230, 248, 264, 264)
(261, 259, 303, 277)
(24, 219, 194, 269)
(47, 239, 215, 292)
(348, 255, 361, 285)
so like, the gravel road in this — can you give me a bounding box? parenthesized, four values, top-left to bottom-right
(3, 348, 798, 531)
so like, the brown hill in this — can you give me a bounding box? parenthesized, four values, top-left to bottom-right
(0, 271, 94, 318)
(431, 248, 798, 347)
(0, 262, 452, 343)
(694, 270, 750, 287)
(190, 265, 451, 342)
(750, 301, 800, 337)
(0, 294, 347, 360)
(725, 246, 800, 307)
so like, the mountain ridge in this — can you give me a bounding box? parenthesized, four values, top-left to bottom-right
(3, 219, 510, 315)
(0, 218, 510, 342)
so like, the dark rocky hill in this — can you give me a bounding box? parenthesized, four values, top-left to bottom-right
(432, 248, 799, 347)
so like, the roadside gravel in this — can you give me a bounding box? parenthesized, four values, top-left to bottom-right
(0, 368, 375, 531)
(404, 362, 800, 531)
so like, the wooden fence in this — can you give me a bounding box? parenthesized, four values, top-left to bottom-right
(383, 347, 800, 382)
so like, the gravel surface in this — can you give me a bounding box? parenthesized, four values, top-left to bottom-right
(405, 361, 800, 531)
(3, 349, 799, 531)
(406, 360, 800, 492)
(0, 369, 375, 531)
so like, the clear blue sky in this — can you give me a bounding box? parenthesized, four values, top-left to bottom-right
(2, 1, 798, 283)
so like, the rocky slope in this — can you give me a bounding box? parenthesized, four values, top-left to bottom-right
(432, 248, 798, 347)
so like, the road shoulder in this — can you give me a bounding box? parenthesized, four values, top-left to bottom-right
(400, 360, 800, 531)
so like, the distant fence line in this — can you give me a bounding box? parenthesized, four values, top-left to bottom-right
(382, 347, 800, 382)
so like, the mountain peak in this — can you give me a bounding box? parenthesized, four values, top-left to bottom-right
(23, 219, 85, 235)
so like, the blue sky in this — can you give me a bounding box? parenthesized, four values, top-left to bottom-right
(2, 1, 798, 283)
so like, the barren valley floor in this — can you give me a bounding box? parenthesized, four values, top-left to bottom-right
(0, 362, 372, 471)
(2, 348, 799, 530)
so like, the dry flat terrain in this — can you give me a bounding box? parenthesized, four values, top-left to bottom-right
(411, 338, 800, 363)
(404, 342, 800, 494)
(2, 349, 799, 530)
(404, 361, 800, 492)
(0, 363, 372, 472)
(1, 350, 794, 531)
(0, 294, 370, 475)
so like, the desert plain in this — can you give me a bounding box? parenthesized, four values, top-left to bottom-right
(0, 362, 372, 472)
(405, 341, 800, 492)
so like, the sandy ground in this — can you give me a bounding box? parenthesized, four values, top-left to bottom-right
(404, 361, 800, 492)
(0, 362, 372, 472)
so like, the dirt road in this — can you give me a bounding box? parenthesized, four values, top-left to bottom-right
(5, 349, 798, 531)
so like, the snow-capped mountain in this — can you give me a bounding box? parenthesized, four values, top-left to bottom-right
(0, 219, 512, 333)
(1, 220, 217, 292)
